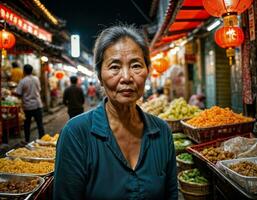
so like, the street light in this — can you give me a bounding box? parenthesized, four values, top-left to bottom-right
(71, 34, 80, 58)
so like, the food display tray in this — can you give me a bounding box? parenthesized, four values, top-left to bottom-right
(0, 173, 44, 197)
(186, 133, 250, 166)
(6, 149, 55, 162)
(217, 157, 257, 194)
(35, 139, 56, 147)
(181, 119, 255, 143)
(26, 141, 55, 150)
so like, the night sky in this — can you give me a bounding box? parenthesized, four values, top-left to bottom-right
(42, 0, 152, 51)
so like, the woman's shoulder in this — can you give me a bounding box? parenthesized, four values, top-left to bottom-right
(63, 109, 95, 134)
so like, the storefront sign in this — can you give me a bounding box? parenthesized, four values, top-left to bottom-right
(0, 4, 52, 42)
(248, 5, 255, 41)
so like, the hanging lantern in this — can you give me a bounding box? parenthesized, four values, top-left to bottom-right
(55, 71, 65, 80)
(151, 69, 160, 78)
(0, 30, 16, 49)
(215, 26, 244, 65)
(202, 0, 253, 17)
(152, 58, 169, 73)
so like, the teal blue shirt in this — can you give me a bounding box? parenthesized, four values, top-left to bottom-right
(54, 99, 178, 200)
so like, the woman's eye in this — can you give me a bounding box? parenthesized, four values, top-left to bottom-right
(132, 64, 142, 69)
(109, 65, 120, 70)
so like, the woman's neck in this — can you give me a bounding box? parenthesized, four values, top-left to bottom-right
(105, 99, 140, 124)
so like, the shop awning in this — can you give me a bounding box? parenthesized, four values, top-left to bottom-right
(151, 0, 211, 52)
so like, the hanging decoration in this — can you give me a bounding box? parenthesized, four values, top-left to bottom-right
(202, 0, 253, 17)
(54, 71, 65, 80)
(202, 0, 253, 65)
(151, 69, 160, 78)
(152, 58, 169, 73)
(0, 29, 16, 49)
(215, 26, 244, 65)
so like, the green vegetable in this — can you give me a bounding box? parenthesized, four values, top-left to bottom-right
(173, 133, 187, 140)
(180, 169, 208, 184)
(177, 153, 193, 163)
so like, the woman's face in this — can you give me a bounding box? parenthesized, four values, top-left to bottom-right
(101, 37, 149, 105)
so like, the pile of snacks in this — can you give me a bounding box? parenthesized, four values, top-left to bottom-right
(229, 161, 257, 177)
(200, 147, 235, 164)
(187, 106, 253, 128)
(8, 148, 55, 159)
(0, 178, 40, 193)
(0, 158, 54, 175)
(141, 96, 168, 116)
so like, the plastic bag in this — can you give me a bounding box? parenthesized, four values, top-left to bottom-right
(221, 136, 257, 158)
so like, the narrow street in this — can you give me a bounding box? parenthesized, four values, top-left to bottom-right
(6, 104, 91, 147)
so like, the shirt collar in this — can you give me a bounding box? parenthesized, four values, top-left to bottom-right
(90, 97, 160, 138)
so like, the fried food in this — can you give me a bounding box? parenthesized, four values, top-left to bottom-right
(8, 148, 55, 159)
(200, 147, 235, 164)
(0, 158, 54, 175)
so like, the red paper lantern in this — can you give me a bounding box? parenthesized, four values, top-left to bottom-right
(55, 71, 65, 80)
(0, 30, 16, 49)
(215, 26, 244, 48)
(151, 69, 160, 78)
(152, 58, 169, 73)
(203, 0, 253, 17)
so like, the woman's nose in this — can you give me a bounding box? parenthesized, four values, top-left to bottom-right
(120, 68, 132, 82)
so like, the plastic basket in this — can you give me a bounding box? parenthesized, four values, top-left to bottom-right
(217, 157, 257, 194)
(181, 119, 255, 143)
(186, 133, 250, 166)
(178, 170, 210, 195)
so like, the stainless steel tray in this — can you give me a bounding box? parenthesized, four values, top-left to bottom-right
(26, 141, 56, 150)
(35, 139, 56, 147)
(6, 149, 55, 162)
(0, 173, 44, 197)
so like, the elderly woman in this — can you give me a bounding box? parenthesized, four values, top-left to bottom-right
(54, 25, 178, 200)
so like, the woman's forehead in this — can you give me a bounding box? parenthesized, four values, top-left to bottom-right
(103, 38, 144, 60)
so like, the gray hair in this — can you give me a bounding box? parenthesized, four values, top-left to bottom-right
(93, 24, 151, 80)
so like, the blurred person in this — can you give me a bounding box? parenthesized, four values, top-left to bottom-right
(87, 82, 96, 106)
(54, 24, 178, 200)
(63, 76, 85, 119)
(188, 93, 206, 109)
(10, 62, 23, 83)
(147, 87, 164, 101)
(15, 64, 44, 142)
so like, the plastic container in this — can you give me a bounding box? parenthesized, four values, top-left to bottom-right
(217, 157, 257, 194)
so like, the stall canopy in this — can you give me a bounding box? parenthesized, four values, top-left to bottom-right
(151, 0, 211, 52)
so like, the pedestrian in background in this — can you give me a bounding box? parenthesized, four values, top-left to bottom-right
(63, 76, 85, 118)
(87, 82, 96, 106)
(15, 64, 45, 142)
(10, 62, 23, 84)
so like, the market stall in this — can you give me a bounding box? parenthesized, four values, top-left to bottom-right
(0, 133, 58, 199)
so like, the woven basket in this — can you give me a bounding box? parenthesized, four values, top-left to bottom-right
(181, 119, 255, 143)
(180, 188, 210, 200)
(178, 170, 210, 195)
(176, 156, 194, 173)
(166, 119, 183, 133)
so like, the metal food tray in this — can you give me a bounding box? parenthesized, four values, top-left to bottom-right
(35, 139, 56, 147)
(26, 141, 55, 150)
(0, 173, 44, 197)
(0, 158, 54, 177)
(6, 149, 55, 162)
(217, 157, 257, 194)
